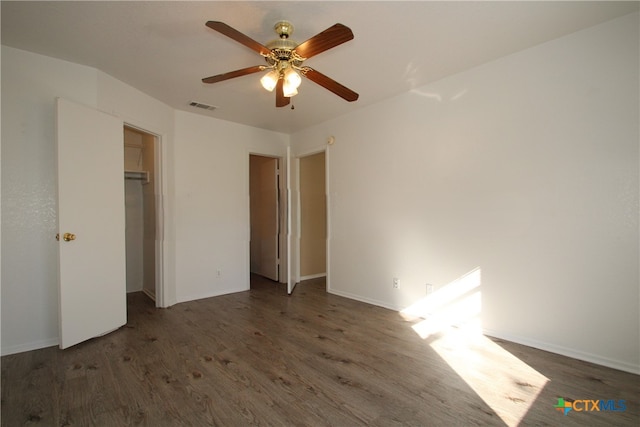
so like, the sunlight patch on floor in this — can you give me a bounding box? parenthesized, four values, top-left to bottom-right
(400, 268, 549, 426)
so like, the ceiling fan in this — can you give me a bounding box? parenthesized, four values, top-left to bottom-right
(202, 20, 359, 107)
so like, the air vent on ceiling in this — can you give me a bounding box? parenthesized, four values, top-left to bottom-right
(189, 101, 217, 111)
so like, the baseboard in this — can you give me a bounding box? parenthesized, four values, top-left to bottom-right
(327, 288, 401, 312)
(483, 328, 640, 375)
(1, 337, 59, 356)
(176, 286, 248, 304)
(300, 273, 327, 281)
(324, 287, 640, 375)
(143, 288, 156, 301)
(126, 284, 143, 293)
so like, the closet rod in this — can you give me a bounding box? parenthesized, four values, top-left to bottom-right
(124, 170, 150, 184)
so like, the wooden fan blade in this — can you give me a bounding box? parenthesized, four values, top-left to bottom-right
(304, 68, 359, 102)
(275, 78, 290, 107)
(205, 21, 271, 56)
(202, 65, 264, 84)
(293, 23, 354, 59)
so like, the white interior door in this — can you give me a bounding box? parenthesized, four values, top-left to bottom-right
(56, 98, 127, 349)
(287, 147, 297, 294)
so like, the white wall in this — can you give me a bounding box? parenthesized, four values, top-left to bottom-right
(1, 47, 99, 353)
(1, 46, 289, 354)
(291, 13, 639, 373)
(173, 111, 287, 302)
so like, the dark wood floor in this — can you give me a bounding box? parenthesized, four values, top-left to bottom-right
(2, 276, 638, 426)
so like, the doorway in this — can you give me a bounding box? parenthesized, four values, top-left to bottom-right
(249, 154, 281, 283)
(298, 151, 327, 281)
(124, 126, 159, 302)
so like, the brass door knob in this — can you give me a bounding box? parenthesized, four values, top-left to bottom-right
(56, 232, 76, 242)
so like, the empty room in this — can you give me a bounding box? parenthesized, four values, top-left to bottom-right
(1, 1, 638, 426)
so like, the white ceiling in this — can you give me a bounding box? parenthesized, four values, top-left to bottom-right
(2, 1, 637, 134)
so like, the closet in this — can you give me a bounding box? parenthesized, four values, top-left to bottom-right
(124, 126, 157, 300)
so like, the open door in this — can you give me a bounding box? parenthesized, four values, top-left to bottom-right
(287, 147, 296, 294)
(56, 98, 127, 349)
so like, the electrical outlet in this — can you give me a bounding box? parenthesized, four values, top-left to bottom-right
(393, 277, 400, 289)
(426, 283, 434, 294)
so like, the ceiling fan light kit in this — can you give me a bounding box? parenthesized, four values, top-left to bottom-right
(202, 20, 359, 107)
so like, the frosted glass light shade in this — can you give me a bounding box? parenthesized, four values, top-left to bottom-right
(283, 82, 298, 97)
(284, 68, 302, 89)
(260, 70, 279, 92)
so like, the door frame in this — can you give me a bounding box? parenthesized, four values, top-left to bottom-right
(123, 122, 167, 308)
(294, 146, 330, 292)
(246, 150, 288, 288)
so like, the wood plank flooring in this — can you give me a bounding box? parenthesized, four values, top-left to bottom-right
(2, 276, 638, 426)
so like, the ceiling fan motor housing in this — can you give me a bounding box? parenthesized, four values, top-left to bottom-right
(274, 20, 294, 39)
(266, 21, 300, 65)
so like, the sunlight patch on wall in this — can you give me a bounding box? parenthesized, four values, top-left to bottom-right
(401, 267, 482, 338)
(400, 268, 549, 426)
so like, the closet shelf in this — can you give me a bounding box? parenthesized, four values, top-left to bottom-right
(124, 170, 150, 184)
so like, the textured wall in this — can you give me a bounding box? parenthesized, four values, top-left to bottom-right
(291, 13, 639, 373)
